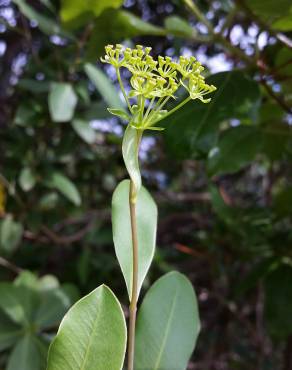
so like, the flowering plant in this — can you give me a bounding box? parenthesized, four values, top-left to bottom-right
(47, 45, 216, 370)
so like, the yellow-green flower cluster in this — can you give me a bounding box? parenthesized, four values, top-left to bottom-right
(101, 44, 216, 130)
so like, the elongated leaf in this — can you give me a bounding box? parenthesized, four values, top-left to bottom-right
(122, 125, 141, 194)
(84, 63, 125, 111)
(48, 83, 78, 122)
(47, 285, 126, 370)
(112, 180, 157, 299)
(19, 167, 36, 192)
(164, 16, 194, 38)
(7, 335, 48, 370)
(47, 172, 81, 206)
(135, 272, 200, 370)
(13, 0, 61, 35)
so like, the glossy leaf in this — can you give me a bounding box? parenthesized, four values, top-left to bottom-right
(48, 83, 78, 122)
(112, 180, 157, 299)
(164, 71, 261, 158)
(47, 285, 127, 370)
(46, 172, 81, 206)
(71, 119, 96, 144)
(7, 335, 48, 370)
(122, 125, 141, 194)
(135, 271, 200, 370)
(84, 63, 125, 111)
(207, 126, 262, 176)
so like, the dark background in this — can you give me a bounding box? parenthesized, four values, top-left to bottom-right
(0, 0, 292, 369)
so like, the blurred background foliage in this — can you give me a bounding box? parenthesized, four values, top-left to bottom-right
(0, 0, 292, 369)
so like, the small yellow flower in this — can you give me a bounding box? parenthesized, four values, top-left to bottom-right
(100, 44, 217, 131)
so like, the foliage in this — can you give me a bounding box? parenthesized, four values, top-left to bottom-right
(0, 0, 291, 369)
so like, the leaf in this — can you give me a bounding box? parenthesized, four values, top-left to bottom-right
(207, 126, 262, 176)
(245, 0, 291, 23)
(71, 119, 96, 144)
(0, 312, 22, 351)
(48, 83, 78, 122)
(34, 288, 71, 330)
(112, 180, 157, 299)
(13, 0, 61, 35)
(46, 172, 81, 206)
(19, 167, 36, 192)
(47, 285, 127, 370)
(108, 108, 130, 121)
(264, 264, 292, 339)
(135, 271, 200, 370)
(164, 71, 261, 158)
(164, 16, 194, 38)
(0, 284, 37, 325)
(85, 9, 166, 59)
(0, 215, 23, 253)
(7, 335, 48, 370)
(84, 63, 125, 111)
(272, 14, 292, 31)
(60, 0, 123, 23)
(122, 125, 142, 194)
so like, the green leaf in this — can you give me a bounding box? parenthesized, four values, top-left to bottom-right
(85, 9, 166, 59)
(122, 125, 142, 194)
(264, 264, 292, 339)
(108, 108, 130, 121)
(60, 0, 123, 23)
(135, 271, 200, 370)
(19, 167, 36, 192)
(34, 288, 71, 330)
(112, 180, 157, 299)
(164, 71, 261, 158)
(164, 16, 195, 38)
(7, 335, 48, 370)
(245, 0, 291, 23)
(46, 172, 81, 206)
(71, 119, 96, 144)
(0, 215, 23, 253)
(48, 83, 78, 122)
(207, 126, 262, 176)
(0, 312, 22, 351)
(0, 284, 36, 325)
(272, 14, 292, 31)
(13, 0, 61, 35)
(47, 285, 127, 370)
(84, 63, 125, 111)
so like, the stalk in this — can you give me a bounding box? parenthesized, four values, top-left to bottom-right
(127, 130, 142, 370)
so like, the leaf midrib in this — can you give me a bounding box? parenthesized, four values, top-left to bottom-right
(79, 294, 103, 370)
(153, 285, 179, 370)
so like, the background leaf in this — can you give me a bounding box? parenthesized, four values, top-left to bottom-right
(135, 271, 200, 370)
(112, 180, 157, 299)
(48, 83, 78, 123)
(46, 172, 81, 206)
(47, 285, 127, 370)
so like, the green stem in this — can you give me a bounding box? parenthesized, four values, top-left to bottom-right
(150, 96, 191, 126)
(116, 67, 133, 114)
(127, 129, 142, 370)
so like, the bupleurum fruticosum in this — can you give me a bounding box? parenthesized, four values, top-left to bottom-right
(101, 44, 217, 131)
